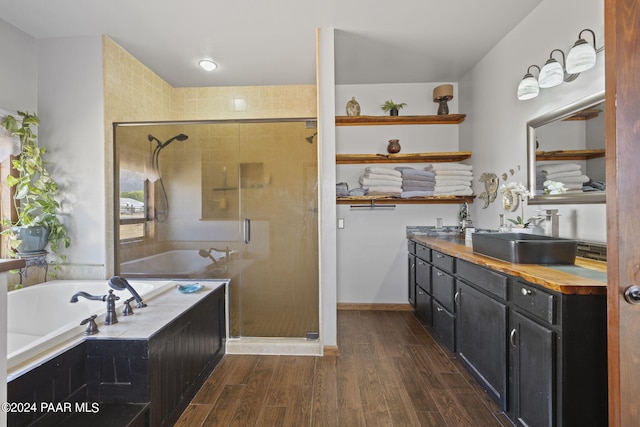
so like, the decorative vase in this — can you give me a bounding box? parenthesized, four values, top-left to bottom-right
(13, 225, 49, 253)
(387, 139, 401, 154)
(437, 98, 450, 115)
(390, 108, 399, 116)
(346, 97, 361, 116)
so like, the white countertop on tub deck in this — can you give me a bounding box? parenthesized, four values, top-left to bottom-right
(8, 280, 228, 381)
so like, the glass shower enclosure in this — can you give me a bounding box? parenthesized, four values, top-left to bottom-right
(114, 119, 319, 338)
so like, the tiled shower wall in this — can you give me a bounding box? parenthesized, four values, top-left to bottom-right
(103, 36, 317, 275)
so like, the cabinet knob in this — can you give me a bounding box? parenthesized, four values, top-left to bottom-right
(436, 271, 444, 277)
(418, 290, 424, 295)
(436, 306, 443, 312)
(624, 285, 640, 304)
(521, 287, 532, 296)
(510, 328, 517, 347)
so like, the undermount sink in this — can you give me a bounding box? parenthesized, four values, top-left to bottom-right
(471, 232, 577, 264)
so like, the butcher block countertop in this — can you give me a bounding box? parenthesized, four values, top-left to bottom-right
(410, 234, 607, 296)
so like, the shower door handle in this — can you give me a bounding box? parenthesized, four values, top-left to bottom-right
(243, 218, 251, 244)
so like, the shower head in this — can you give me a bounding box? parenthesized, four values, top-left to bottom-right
(148, 133, 189, 149)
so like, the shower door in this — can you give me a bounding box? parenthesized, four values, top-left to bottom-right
(231, 121, 319, 338)
(115, 120, 318, 339)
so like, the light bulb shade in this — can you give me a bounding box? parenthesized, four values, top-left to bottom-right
(566, 40, 596, 73)
(539, 59, 564, 88)
(517, 74, 540, 100)
(433, 84, 454, 101)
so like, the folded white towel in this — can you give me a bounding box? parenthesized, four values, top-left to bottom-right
(538, 163, 581, 174)
(557, 175, 590, 183)
(365, 186, 402, 194)
(435, 176, 473, 183)
(427, 162, 473, 172)
(363, 172, 403, 183)
(401, 190, 435, 198)
(435, 188, 474, 196)
(434, 184, 471, 193)
(402, 179, 435, 188)
(544, 170, 583, 179)
(431, 170, 474, 177)
(433, 179, 472, 187)
(364, 166, 402, 177)
(360, 177, 403, 187)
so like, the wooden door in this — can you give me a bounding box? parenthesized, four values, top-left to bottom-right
(605, 0, 640, 425)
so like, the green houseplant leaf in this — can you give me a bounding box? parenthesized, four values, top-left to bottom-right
(0, 111, 70, 276)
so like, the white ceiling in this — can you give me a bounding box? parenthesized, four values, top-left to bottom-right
(1, 0, 542, 87)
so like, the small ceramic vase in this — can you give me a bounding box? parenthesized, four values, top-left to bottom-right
(346, 97, 361, 116)
(387, 139, 401, 154)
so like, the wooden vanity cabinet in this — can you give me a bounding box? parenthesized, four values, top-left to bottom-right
(407, 239, 608, 427)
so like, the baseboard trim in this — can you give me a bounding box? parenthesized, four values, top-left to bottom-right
(323, 345, 340, 356)
(337, 303, 413, 311)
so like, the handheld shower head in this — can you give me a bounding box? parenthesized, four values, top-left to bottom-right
(148, 133, 189, 148)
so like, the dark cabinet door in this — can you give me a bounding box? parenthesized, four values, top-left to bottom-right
(432, 301, 455, 352)
(416, 286, 432, 327)
(509, 310, 555, 427)
(408, 254, 416, 306)
(415, 258, 431, 294)
(457, 282, 508, 410)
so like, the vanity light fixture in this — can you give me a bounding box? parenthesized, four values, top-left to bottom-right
(517, 65, 541, 100)
(517, 28, 601, 101)
(566, 29, 597, 74)
(199, 59, 217, 71)
(539, 49, 567, 88)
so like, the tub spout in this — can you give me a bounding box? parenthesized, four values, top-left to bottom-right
(70, 291, 106, 303)
(108, 276, 147, 308)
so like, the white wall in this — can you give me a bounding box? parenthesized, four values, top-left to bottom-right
(0, 20, 37, 112)
(0, 20, 38, 422)
(460, 0, 606, 242)
(334, 83, 463, 304)
(37, 37, 107, 278)
(318, 28, 338, 347)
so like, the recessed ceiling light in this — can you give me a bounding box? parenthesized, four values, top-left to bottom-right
(199, 59, 217, 71)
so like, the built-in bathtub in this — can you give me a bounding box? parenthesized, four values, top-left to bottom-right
(7, 279, 174, 372)
(120, 249, 232, 278)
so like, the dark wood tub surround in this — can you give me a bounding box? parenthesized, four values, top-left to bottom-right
(408, 235, 607, 427)
(7, 282, 226, 427)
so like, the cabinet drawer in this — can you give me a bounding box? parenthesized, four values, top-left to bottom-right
(416, 286, 432, 327)
(416, 259, 431, 293)
(407, 240, 416, 255)
(416, 244, 430, 262)
(432, 250, 454, 273)
(511, 281, 556, 324)
(457, 259, 508, 300)
(432, 268, 455, 312)
(433, 301, 455, 352)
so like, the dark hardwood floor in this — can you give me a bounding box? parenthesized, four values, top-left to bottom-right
(174, 310, 511, 426)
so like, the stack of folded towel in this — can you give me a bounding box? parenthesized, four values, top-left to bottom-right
(395, 167, 436, 198)
(358, 166, 402, 196)
(536, 163, 590, 194)
(425, 163, 474, 196)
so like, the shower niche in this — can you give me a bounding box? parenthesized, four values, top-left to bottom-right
(114, 119, 319, 339)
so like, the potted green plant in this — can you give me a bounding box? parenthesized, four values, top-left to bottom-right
(380, 100, 407, 116)
(0, 111, 70, 267)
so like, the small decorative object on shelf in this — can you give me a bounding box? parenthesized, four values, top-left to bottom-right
(346, 97, 361, 116)
(387, 139, 401, 153)
(433, 84, 454, 115)
(380, 100, 407, 116)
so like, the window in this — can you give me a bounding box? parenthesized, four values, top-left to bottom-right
(119, 169, 147, 241)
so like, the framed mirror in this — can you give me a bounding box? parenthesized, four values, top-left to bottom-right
(527, 90, 606, 205)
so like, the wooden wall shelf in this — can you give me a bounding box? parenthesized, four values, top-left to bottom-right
(336, 151, 472, 164)
(336, 196, 475, 205)
(536, 149, 605, 161)
(336, 114, 466, 126)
